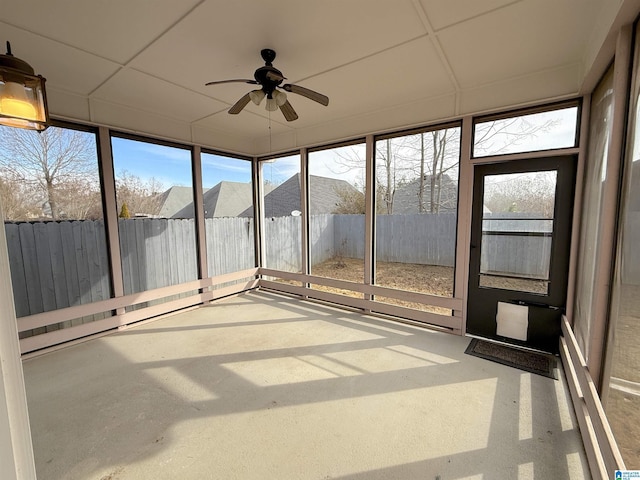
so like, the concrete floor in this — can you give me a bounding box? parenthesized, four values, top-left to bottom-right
(23, 291, 590, 479)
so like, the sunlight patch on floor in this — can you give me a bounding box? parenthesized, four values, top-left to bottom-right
(146, 366, 219, 402)
(519, 373, 533, 441)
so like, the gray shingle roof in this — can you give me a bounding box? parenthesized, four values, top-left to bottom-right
(240, 174, 358, 217)
(172, 181, 255, 218)
(158, 186, 196, 218)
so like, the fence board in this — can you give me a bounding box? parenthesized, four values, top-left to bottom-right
(33, 223, 57, 323)
(134, 218, 146, 294)
(60, 222, 80, 311)
(18, 223, 43, 318)
(6, 224, 29, 318)
(48, 223, 68, 317)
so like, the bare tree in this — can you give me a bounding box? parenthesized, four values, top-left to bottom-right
(374, 137, 415, 214)
(54, 178, 103, 220)
(483, 171, 557, 217)
(333, 185, 365, 214)
(408, 129, 460, 213)
(0, 126, 97, 220)
(115, 170, 164, 216)
(473, 116, 559, 157)
(0, 174, 41, 220)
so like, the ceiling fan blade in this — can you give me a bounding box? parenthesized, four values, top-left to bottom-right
(279, 100, 298, 122)
(228, 93, 252, 114)
(205, 79, 259, 86)
(282, 84, 329, 106)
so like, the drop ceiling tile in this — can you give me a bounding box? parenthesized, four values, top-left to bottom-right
(0, 0, 202, 63)
(47, 89, 91, 122)
(129, 0, 427, 93)
(298, 36, 454, 122)
(92, 68, 227, 122)
(459, 64, 581, 115)
(419, 0, 518, 30)
(437, 0, 600, 89)
(0, 22, 120, 95)
(90, 99, 193, 143)
(193, 108, 294, 138)
(191, 124, 256, 155)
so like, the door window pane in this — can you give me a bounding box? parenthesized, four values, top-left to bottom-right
(479, 171, 556, 294)
(0, 124, 110, 335)
(262, 154, 301, 272)
(309, 143, 366, 297)
(200, 152, 254, 277)
(374, 126, 460, 314)
(473, 105, 578, 157)
(111, 137, 198, 298)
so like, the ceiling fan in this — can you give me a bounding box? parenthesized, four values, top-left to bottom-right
(205, 49, 329, 122)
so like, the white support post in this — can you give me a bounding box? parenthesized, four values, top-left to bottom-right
(0, 200, 37, 480)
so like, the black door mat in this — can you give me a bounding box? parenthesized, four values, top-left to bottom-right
(465, 338, 558, 379)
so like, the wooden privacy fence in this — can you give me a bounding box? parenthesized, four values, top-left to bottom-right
(6, 217, 255, 322)
(6, 220, 111, 321)
(480, 217, 553, 279)
(6, 213, 567, 322)
(118, 218, 198, 296)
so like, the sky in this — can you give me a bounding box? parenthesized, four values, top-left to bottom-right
(111, 138, 252, 190)
(110, 139, 367, 190)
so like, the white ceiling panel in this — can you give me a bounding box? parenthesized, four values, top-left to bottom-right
(437, 0, 601, 89)
(129, 0, 427, 93)
(294, 36, 454, 123)
(92, 68, 228, 122)
(193, 106, 295, 139)
(0, 0, 203, 63)
(90, 100, 193, 142)
(419, 0, 518, 31)
(1, 21, 120, 95)
(0, 0, 617, 155)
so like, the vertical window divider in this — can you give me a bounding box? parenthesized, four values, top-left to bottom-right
(300, 148, 310, 287)
(364, 134, 375, 305)
(191, 145, 208, 281)
(457, 116, 474, 331)
(253, 158, 265, 271)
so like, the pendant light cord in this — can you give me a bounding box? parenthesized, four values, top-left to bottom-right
(268, 109, 272, 154)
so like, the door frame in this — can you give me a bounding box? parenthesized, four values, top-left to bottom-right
(466, 155, 577, 353)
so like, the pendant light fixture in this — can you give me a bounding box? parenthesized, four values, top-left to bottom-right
(0, 41, 49, 131)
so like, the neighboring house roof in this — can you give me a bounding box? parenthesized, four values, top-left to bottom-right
(173, 181, 254, 218)
(157, 186, 196, 218)
(240, 174, 358, 217)
(393, 174, 458, 214)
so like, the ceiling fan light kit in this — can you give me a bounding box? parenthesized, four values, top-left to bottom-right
(205, 49, 328, 122)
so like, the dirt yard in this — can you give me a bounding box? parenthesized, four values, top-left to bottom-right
(308, 257, 453, 314)
(274, 257, 545, 314)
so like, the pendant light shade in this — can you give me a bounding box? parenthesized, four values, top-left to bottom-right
(249, 89, 266, 105)
(0, 41, 49, 131)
